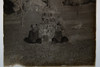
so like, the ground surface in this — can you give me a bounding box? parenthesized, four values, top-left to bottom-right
(4, 3, 95, 66)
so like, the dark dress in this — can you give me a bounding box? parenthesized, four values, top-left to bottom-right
(24, 29, 41, 43)
(52, 24, 68, 43)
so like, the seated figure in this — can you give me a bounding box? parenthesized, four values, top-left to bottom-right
(24, 24, 41, 44)
(52, 23, 68, 43)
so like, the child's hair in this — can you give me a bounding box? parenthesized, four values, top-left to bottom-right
(31, 24, 33, 28)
